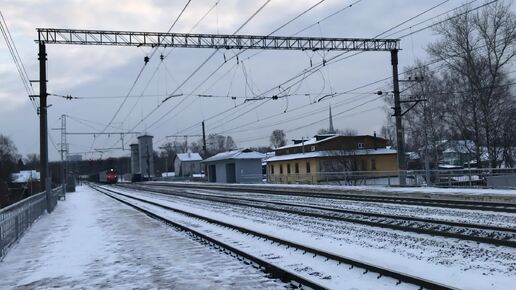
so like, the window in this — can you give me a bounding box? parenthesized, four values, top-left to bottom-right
(311, 146, 316, 152)
(371, 159, 376, 171)
(287, 164, 291, 174)
(271, 165, 275, 174)
(295, 163, 299, 173)
(358, 142, 365, 149)
(306, 162, 311, 173)
(280, 164, 283, 174)
(361, 159, 367, 171)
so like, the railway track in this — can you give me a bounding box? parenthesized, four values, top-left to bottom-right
(91, 184, 455, 290)
(119, 183, 516, 248)
(148, 182, 516, 213)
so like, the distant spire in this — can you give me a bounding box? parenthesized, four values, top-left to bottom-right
(328, 104, 335, 134)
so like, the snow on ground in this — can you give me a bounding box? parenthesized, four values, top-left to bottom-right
(171, 186, 516, 228)
(0, 186, 286, 289)
(155, 181, 516, 197)
(109, 190, 416, 290)
(114, 185, 516, 290)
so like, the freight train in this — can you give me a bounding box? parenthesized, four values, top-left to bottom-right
(89, 168, 118, 184)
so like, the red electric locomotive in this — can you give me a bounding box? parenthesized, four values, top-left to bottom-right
(99, 169, 118, 184)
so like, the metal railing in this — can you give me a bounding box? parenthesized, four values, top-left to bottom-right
(0, 186, 62, 260)
(266, 168, 516, 188)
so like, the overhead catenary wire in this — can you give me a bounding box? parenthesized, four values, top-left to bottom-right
(122, 0, 275, 143)
(169, 0, 457, 139)
(0, 10, 38, 112)
(147, 0, 358, 138)
(172, 0, 502, 149)
(188, 0, 456, 137)
(96, 1, 228, 155)
(169, 0, 365, 136)
(103, 0, 194, 131)
(86, 0, 196, 157)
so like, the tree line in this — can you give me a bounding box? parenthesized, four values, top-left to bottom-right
(385, 2, 516, 168)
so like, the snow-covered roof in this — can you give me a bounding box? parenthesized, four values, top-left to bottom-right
(176, 152, 203, 162)
(11, 170, 40, 183)
(202, 149, 265, 163)
(277, 135, 339, 150)
(267, 148, 397, 162)
(262, 152, 276, 165)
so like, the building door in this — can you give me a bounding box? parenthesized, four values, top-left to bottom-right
(226, 163, 236, 183)
(208, 165, 216, 182)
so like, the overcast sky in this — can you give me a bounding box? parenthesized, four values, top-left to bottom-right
(1, 0, 514, 161)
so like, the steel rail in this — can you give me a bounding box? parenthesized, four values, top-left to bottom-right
(151, 183, 516, 213)
(119, 184, 516, 248)
(92, 183, 456, 290)
(89, 184, 326, 290)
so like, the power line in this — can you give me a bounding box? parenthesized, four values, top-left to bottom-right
(168, 0, 365, 136)
(99, 0, 194, 131)
(124, 0, 274, 136)
(88, 0, 195, 156)
(169, 0, 500, 148)
(147, 0, 348, 134)
(0, 10, 38, 112)
(193, 0, 455, 135)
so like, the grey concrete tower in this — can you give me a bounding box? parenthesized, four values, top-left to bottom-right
(130, 143, 140, 174)
(138, 135, 154, 178)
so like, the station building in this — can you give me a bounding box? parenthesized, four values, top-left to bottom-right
(266, 134, 398, 184)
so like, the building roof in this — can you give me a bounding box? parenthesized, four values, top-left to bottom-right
(266, 148, 397, 162)
(176, 152, 203, 162)
(277, 135, 340, 150)
(202, 149, 265, 163)
(277, 134, 386, 151)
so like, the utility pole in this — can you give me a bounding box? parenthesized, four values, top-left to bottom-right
(391, 49, 406, 186)
(202, 121, 207, 156)
(38, 42, 51, 211)
(60, 114, 67, 197)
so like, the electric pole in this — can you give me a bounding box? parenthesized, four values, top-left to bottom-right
(38, 42, 51, 211)
(202, 121, 207, 156)
(60, 114, 68, 197)
(391, 49, 406, 186)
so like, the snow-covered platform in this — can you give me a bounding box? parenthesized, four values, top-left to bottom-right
(0, 186, 285, 289)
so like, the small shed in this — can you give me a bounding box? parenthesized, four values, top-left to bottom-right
(174, 152, 203, 177)
(202, 149, 265, 184)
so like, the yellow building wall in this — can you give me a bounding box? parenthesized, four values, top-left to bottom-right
(267, 154, 398, 184)
(267, 158, 319, 184)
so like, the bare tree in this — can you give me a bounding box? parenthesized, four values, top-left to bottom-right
(24, 154, 40, 170)
(428, 1, 516, 167)
(202, 134, 238, 156)
(0, 134, 20, 184)
(270, 129, 286, 148)
(317, 128, 358, 136)
(402, 61, 450, 167)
